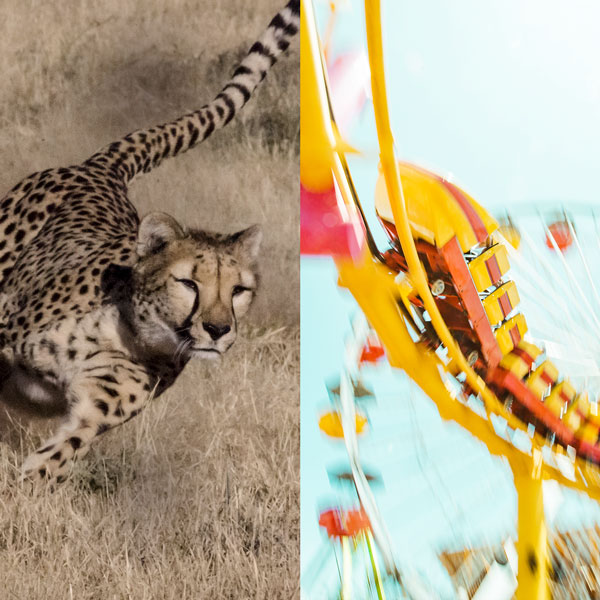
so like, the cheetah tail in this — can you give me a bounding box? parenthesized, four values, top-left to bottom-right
(88, 0, 299, 183)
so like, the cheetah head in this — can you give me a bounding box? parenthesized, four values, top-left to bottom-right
(130, 212, 260, 359)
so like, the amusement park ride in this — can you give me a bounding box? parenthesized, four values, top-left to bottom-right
(301, 1, 600, 598)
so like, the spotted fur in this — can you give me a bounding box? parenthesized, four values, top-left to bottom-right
(0, 0, 299, 486)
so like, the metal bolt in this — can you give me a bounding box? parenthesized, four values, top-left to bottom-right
(467, 350, 479, 366)
(431, 279, 445, 296)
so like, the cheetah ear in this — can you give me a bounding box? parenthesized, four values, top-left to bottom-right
(230, 225, 262, 261)
(137, 212, 184, 257)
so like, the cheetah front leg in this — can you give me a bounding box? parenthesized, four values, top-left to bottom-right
(22, 352, 153, 485)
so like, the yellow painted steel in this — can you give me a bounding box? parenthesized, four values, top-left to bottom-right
(374, 162, 497, 252)
(468, 243, 510, 291)
(301, 4, 596, 489)
(353, 0, 600, 497)
(362, 0, 513, 443)
(497, 223, 522, 249)
(585, 396, 600, 428)
(335, 255, 535, 465)
(334, 255, 600, 487)
(494, 313, 528, 356)
(545, 381, 576, 417)
(482, 281, 520, 326)
(564, 393, 589, 432)
(518, 340, 544, 361)
(578, 421, 600, 444)
(514, 452, 550, 600)
(302, 0, 600, 596)
(499, 340, 543, 379)
(527, 360, 560, 400)
(366, 2, 559, 597)
(571, 393, 600, 443)
(500, 353, 531, 380)
(300, 0, 335, 192)
(576, 392, 594, 422)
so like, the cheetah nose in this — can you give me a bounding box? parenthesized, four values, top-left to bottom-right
(203, 322, 231, 341)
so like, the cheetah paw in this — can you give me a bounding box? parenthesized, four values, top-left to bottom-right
(22, 446, 71, 486)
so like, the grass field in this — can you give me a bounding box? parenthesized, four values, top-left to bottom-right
(0, 1, 299, 598)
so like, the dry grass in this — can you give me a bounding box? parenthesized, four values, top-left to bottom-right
(0, 329, 299, 599)
(0, 0, 299, 598)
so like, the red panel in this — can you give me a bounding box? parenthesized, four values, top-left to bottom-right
(485, 254, 502, 286)
(498, 292, 512, 317)
(509, 325, 521, 348)
(578, 441, 600, 463)
(559, 391, 571, 404)
(540, 370, 556, 385)
(440, 237, 502, 367)
(385, 162, 490, 246)
(511, 346, 536, 367)
(487, 368, 576, 448)
(439, 179, 489, 245)
(488, 369, 600, 465)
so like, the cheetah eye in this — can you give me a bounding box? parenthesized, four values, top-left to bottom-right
(232, 285, 251, 296)
(177, 278, 198, 293)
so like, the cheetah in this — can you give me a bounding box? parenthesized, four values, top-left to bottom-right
(0, 0, 299, 485)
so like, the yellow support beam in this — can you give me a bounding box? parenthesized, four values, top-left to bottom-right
(300, 0, 336, 192)
(513, 453, 550, 600)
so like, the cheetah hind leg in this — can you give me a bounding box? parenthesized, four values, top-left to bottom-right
(21, 352, 152, 486)
(21, 415, 99, 485)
